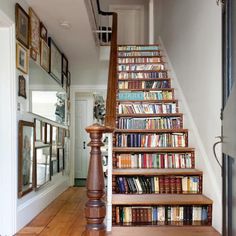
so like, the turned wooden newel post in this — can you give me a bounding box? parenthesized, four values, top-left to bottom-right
(85, 123, 107, 236)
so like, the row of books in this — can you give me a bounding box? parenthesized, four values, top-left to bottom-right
(118, 64, 165, 72)
(115, 176, 200, 194)
(118, 91, 173, 101)
(114, 206, 209, 224)
(118, 46, 160, 51)
(115, 153, 193, 169)
(118, 51, 161, 57)
(118, 80, 170, 89)
(118, 103, 177, 114)
(118, 71, 168, 79)
(116, 133, 187, 148)
(117, 117, 182, 130)
(118, 57, 162, 64)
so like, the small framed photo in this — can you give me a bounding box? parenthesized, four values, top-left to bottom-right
(49, 37, 62, 84)
(62, 54, 68, 75)
(57, 127, 64, 147)
(40, 22, 48, 42)
(30, 48, 37, 61)
(18, 75, 27, 99)
(35, 146, 51, 189)
(40, 39, 49, 72)
(16, 42, 29, 74)
(29, 7, 40, 54)
(45, 123, 52, 144)
(18, 120, 35, 198)
(15, 3, 29, 48)
(34, 118, 42, 142)
(57, 148, 64, 172)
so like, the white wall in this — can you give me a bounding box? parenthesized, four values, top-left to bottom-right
(0, 0, 69, 234)
(154, 0, 222, 232)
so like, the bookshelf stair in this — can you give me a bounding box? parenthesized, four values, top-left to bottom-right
(111, 44, 214, 229)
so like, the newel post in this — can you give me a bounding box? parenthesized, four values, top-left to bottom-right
(85, 123, 107, 236)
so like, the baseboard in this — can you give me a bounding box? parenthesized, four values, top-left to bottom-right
(16, 177, 69, 232)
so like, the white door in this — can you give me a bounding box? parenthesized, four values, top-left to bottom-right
(74, 96, 93, 179)
(109, 5, 144, 45)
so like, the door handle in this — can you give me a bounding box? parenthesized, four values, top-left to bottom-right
(83, 141, 86, 149)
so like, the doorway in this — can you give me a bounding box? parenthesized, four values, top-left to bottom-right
(109, 5, 144, 45)
(74, 94, 93, 186)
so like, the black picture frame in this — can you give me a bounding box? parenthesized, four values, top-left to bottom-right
(18, 75, 27, 99)
(48, 37, 62, 84)
(62, 54, 68, 76)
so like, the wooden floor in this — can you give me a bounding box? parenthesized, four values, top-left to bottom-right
(16, 187, 221, 236)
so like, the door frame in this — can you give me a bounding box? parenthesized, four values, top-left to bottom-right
(0, 9, 17, 235)
(109, 4, 145, 44)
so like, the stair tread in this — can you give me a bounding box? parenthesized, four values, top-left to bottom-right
(118, 88, 173, 91)
(112, 168, 202, 176)
(108, 226, 221, 236)
(112, 194, 213, 205)
(113, 147, 195, 152)
(117, 113, 183, 117)
(117, 99, 178, 103)
(115, 128, 188, 133)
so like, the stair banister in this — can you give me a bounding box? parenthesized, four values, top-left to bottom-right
(84, 4, 117, 235)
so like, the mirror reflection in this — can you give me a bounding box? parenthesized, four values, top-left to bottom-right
(29, 59, 66, 124)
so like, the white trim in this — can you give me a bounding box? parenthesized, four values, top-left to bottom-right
(158, 36, 221, 203)
(149, 0, 154, 44)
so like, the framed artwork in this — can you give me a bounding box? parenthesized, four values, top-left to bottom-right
(18, 120, 35, 198)
(45, 123, 52, 144)
(51, 158, 58, 176)
(40, 22, 48, 42)
(49, 37, 62, 84)
(30, 48, 37, 61)
(62, 73, 67, 90)
(52, 126, 57, 145)
(15, 3, 29, 48)
(57, 127, 64, 146)
(34, 118, 42, 142)
(35, 146, 51, 189)
(18, 75, 27, 99)
(16, 42, 29, 74)
(40, 39, 49, 72)
(62, 54, 68, 75)
(57, 148, 64, 172)
(29, 7, 40, 54)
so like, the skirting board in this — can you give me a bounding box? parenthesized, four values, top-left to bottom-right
(16, 178, 69, 232)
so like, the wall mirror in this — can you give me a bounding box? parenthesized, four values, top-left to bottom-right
(29, 59, 67, 124)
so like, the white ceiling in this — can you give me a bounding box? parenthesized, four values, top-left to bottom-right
(25, 0, 100, 85)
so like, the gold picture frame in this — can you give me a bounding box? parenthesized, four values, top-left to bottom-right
(16, 42, 29, 74)
(40, 39, 49, 72)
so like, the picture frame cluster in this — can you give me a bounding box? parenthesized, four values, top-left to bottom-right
(15, 3, 71, 98)
(18, 119, 68, 197)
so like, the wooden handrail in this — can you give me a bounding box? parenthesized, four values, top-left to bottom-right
(105, 12, 118, 129)
(84, 8, 118, 236)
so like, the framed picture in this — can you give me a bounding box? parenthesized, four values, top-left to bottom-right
(40, 39, 49, 72)
(40, 22, 47, 42)
(52, 126, 57, 146)
(62, 73, 67, 90)
(15, 3, 29, 48)
(45, 123, 52, 144)
(30, 48, 37, 61)
(57, 127, 64, 146)
(51, 158, 58, 176)
(29, 7, 40, 54)
(34, 119, 42, 142)
(35, 146, 51, 189)
(18, 75, 27, 99)
(16, 42, 29, 74)
(18, 120, 35, 198)
(62, 54, 68, 75)
(57, 148, 64, 172)
(49, 37, 62, 84)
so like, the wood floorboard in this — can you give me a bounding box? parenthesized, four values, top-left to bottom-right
(16, 187, 221, 236)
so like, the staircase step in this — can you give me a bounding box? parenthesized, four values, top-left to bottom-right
(112, 168, 202, 176)
(118, 69, 168, 73)
(117, 113, 183, 118)
(118, 88, 173, 92)
(112, 194, 213, 205)
(118, 78, 171, 81)
(113, 147, 195, 153)
(115, 129, 188, 133)
(117, 99, 178, 103)
(108, 226, 221, 236)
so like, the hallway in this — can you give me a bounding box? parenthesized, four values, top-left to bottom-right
(16, 187, 221, 236)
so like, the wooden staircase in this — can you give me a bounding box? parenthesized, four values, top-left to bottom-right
(109, 44, 219, 235)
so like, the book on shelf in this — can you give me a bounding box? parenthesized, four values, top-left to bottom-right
(118, 80, 170, 89)
(118, 103, 177, 114)
(118, 64, 165, 72)
(118, 117, 182, 130)
(118, 51, 161, 57)
(118, 57, 162, 64)
(118, 45, 160, 51)
(113, 205, 209, 225)
(118, 71, 168, 79)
